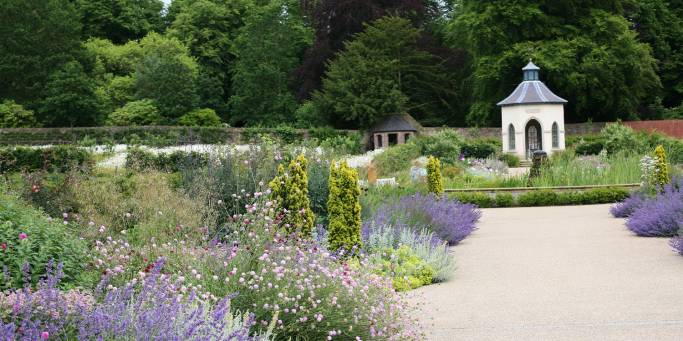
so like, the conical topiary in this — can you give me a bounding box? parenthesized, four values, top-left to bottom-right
(327, 161, 362, 253)
(269, 155, 315, 236)
(426, 156, 444, 195)
(654, 145, 670, 191)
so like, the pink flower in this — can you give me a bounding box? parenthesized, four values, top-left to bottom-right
(41, 331, 49, 339)
(0, 243, 6, 250)
(18, 233, 27, 240)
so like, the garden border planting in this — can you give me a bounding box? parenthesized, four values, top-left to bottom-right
(450, 187, 631, 208)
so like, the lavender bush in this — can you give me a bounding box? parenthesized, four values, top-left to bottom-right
(670, 235, 683, 255)
(0, 261, 263, 340)
(610, 192, 647, 218)
(365, 193, 480, 245)
(625, 182, 683, 237)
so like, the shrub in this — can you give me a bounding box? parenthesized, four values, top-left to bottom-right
(495, 193, 514, 207)
(327, 161, 362, 252)
(106, 99, 162, 126)
(574, 137, 605, 155)
(426, 156, 444, 195)
(671, 235, 683, 255)
(319, 133, 363, 156)
(0, 146, 92, 173)
(369, 245, 435, 291)
(625, 182, 683, 237)
(518, 190, 558, 206)
(654, 145, 670, 191)
(449, 192, 495, 208)
(373, 142, 421, 175)
(498, 153, 519, 167)
(610, 192, 647, 218)
(363, 224, 453, 282)
(601, 123, 642, 155)
(269, 155, 315, 236)
(125, 148, 209, 172)
(0, 100, 38, 128)
(461, 139, 498, 159)
(365, 193, 480, 245)
(416, 130, 463, 164)
(177, 108, 222, 127)
(0, 192, 88, 288)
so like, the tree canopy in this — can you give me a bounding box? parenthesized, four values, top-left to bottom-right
(0, 0, 681, 127)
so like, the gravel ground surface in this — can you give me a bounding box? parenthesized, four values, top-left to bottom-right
(407, 204, 683, 341)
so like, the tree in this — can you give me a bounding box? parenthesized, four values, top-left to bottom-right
(0, 0, 82, 107)
(0, 101, 39, 128)
(313, 16, 455, 128)
(39, 61, 104, 127)
(177, 108, 223, 127)
(327, 161, 362, 253)
(228, 0, 313, 126)
(134, 33, 199, 120)
(269, 155, 315, 236)
(449, 0, 660, 125)
(167, 0, 252, 117)
(296, 0, 436, 99)
(75, 0, 164, 44)
(106, 99, 161, 126)
(624, 0, 683, 113)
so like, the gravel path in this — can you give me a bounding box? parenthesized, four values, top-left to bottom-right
(407, 204, 683, 341)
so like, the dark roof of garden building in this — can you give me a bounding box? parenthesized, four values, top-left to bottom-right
(497, 61, 567, 107)
(372, 113, 422, 133)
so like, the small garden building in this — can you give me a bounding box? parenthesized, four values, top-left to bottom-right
(498, 61, 567, 160)
(371, 113, 422, 149)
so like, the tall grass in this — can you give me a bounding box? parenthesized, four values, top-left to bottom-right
(530, 152, 642, 187)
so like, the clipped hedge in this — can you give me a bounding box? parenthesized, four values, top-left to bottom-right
(449, 188, 630, 208)
(125, 148, 208, 172)
(0, 146, 92, 173)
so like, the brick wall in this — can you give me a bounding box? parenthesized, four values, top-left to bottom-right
(623, 120, 683, 139)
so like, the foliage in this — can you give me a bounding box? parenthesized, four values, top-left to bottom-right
(415, 130, 463, 164)
(177, 108, 223, 127)
(134, 33, 199, 120)
(228, 0, 313, 126)
(498, 153, 520, 167)
(530, 152, 642, 187)
(449, 1, 660, 125)
(0, 146, 92, 173)
(625, 180, 683, 237)
(269, 155, 315, 236)
(362, 224, 453, 283)
(610, 192, 647, 218)
(365, 193, 480, 245)
(0, 192, 88, 289)
(461, 139, 498, 159)
(654, 145, 670, 191)
(373, 142, 421, 176)
(313, 16, 456, 128)
(602, 123, 643, 155)
(0, 0, 83, 107)
(319, 133, 364, 156)
(75, 0, 164, 44)
(426, 156, 444, 195)
(0, 261, 261, 340)
(327, 161, 362, 252)
(0, 101, 38, 128)
(106, 99, 161, 126)
(451, 188, 631, 208)
(370, 245, 435, 291)
(39, 61, 105, 127)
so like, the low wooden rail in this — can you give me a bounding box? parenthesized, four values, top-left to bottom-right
(445, 183, 641, 193)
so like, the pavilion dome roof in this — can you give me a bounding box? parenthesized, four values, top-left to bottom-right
(497, 62, 567, 107)
(372, 113, 422, 133)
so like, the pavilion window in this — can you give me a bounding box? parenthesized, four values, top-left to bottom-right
(508, 124, 516, 150)
(552, 122, 559, 148)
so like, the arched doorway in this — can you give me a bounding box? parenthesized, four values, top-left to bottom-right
(525, 119, 542, 159)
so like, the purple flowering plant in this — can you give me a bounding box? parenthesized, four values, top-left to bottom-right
(625, 180, 683, 237)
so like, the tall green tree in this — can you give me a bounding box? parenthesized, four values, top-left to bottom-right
(228, 0, 313, 126)
(167, 0, 252, 117)
(134, 33, 199, 120)
(39, 61, 104, 127)
(314, 16, 457, 128)
(75, 0, 164, 44)
(449, 0, 660, 125)
(0, 0, 82, 107)
(624, 0, 683, 112)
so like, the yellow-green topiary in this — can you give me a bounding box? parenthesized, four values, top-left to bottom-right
(269, 155, 315, 236)
(327, 161, 362, 253)
(426, 156, 444, 195)
(654, 145, 670, 191)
